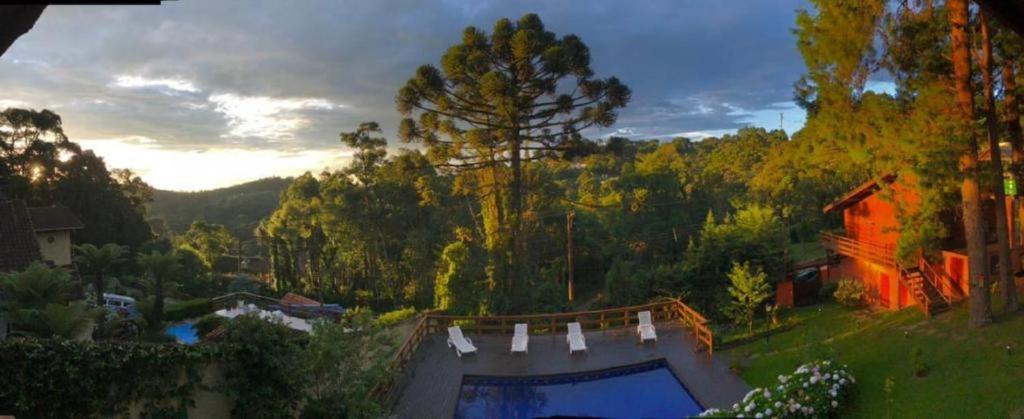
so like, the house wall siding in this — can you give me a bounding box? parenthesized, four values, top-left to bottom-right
(36, 230, 71, 266)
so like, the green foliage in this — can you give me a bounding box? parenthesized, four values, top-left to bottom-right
(300, 311, 397, 418)
(193, 314, 227, 337)
(377, 307, 417, 327)
(434, 239, 485, 315)
(684, 204, 788, 312)
(177, 220, 238, 267)
(0, 338, 209, 418)
(149, 177, 292, 241)
(164, 298, 213, 322)
(73, 243, 128, 306)
(137, 250, 183, 328)
(0, 262, 96, 339)
(397, 13, 630, 311)
(724, 262, 773, 334)
(219, 315, 304, 418)
(834, 278, 866, 308)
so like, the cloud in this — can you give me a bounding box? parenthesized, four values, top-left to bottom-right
(0, 0, 812, 189)
(112, 75, 200, 94)
(207, 93, 339, 140)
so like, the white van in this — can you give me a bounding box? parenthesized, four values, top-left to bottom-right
(103, 293, 138, 318)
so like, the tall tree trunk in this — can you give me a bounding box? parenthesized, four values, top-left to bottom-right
(949, 0, 993, 327)
(1005, 60, 1024, 304)
(94, 272, 105, 307)
(980, 13, 1018, 313)
(508, 135, 523, 311)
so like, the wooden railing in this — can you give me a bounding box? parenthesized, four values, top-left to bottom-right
(919, 261, 956, 305)
(375, 298, 714, 406)
(896, 262, 934, 316)
(821, 232, 896, 267)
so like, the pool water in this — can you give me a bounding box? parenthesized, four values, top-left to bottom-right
(165, 321, 198, 345)
(454, 360, 703, 419)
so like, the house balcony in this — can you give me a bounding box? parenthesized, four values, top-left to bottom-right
(820, 231, 896, 267)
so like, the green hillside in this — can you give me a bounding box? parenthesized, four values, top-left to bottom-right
(148, 177, 291, 241)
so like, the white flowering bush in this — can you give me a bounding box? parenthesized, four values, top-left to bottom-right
(699, 360, 855, 418)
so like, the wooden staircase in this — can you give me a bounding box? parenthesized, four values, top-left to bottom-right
(899, 266, 951, 316)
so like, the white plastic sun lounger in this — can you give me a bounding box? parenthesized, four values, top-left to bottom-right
(566, 322, 587, 354)
(447, 326, 477, 357)
(511, 323, 529, 354)
(637, 310, 658, 343)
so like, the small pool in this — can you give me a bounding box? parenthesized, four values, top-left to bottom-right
(165, 321, 198, 345)
(454, 359, 703, 419)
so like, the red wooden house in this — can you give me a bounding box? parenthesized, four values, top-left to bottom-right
(820, 172, 1019, 316)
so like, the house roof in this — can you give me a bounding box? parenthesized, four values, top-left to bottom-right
(280, 292, 321, 306)
(823, 173, 897, 214)
(0, 198, 42, 272)
(28, 205, 84, 232)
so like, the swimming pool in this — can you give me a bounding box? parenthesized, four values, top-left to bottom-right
(165, 321, 198, 345)
(453, 359, 703, 419)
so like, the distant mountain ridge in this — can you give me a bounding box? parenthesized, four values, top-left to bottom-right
(148, 177, 291, 241)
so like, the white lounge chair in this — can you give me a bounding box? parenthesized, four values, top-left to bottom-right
(511, 323, 529, 354)
(566, 322, 587, 354)
(447, 326, 477, 357)
(637, 310, 658, 343)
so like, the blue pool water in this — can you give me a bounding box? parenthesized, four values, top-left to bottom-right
(454, 360, 703, 419)
(165, 321, 198, 345)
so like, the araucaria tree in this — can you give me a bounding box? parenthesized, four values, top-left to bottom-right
(396, 13, 630, 311)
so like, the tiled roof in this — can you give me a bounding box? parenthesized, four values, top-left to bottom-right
(28, 205, 84, 232)
(0, 198, 42, 272)
(281, 292, 321, 306)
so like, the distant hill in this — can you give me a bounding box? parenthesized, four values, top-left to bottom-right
(149, 177, 291, 241)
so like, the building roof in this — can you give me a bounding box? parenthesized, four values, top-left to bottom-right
(280, 292, 321, 306)
(0, 198, 42, 272)
(823, 173, 897, 214)
(27, 205, 84, 232)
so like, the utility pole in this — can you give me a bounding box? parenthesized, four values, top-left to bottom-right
(566, 210, 575, 303)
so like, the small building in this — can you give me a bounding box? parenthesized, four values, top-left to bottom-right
(0, 194, 84, 272)
(820, 173, 1017, 316)
(28, 206, 84, 267)
(0, 196, 43, 273)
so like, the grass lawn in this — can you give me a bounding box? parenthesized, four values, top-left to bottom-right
(726, 301, 1024, 418)
(789, 241, 825, 265)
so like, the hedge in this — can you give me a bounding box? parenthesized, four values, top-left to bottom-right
(164, 298, 214, 322)
(0, 338, 211, 418)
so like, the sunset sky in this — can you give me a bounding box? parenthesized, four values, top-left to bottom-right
(0, 0, 890, 191)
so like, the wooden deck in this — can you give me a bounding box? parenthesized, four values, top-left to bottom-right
(389, 323, 749, 418)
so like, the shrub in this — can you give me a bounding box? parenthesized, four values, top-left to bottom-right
(834, 278, 865, 307)
(164, 298, 213, 322)
(220, 315, 304, 418)
(910, 347, 929, 377)
(377, 307, 417, 327)
(724, 262, 773, 334)
(194, 314, 228, 337)
(0, 338, 209, 418)
(700, 360, 855, 417)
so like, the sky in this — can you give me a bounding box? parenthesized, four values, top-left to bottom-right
(0, 0, 833, 191)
